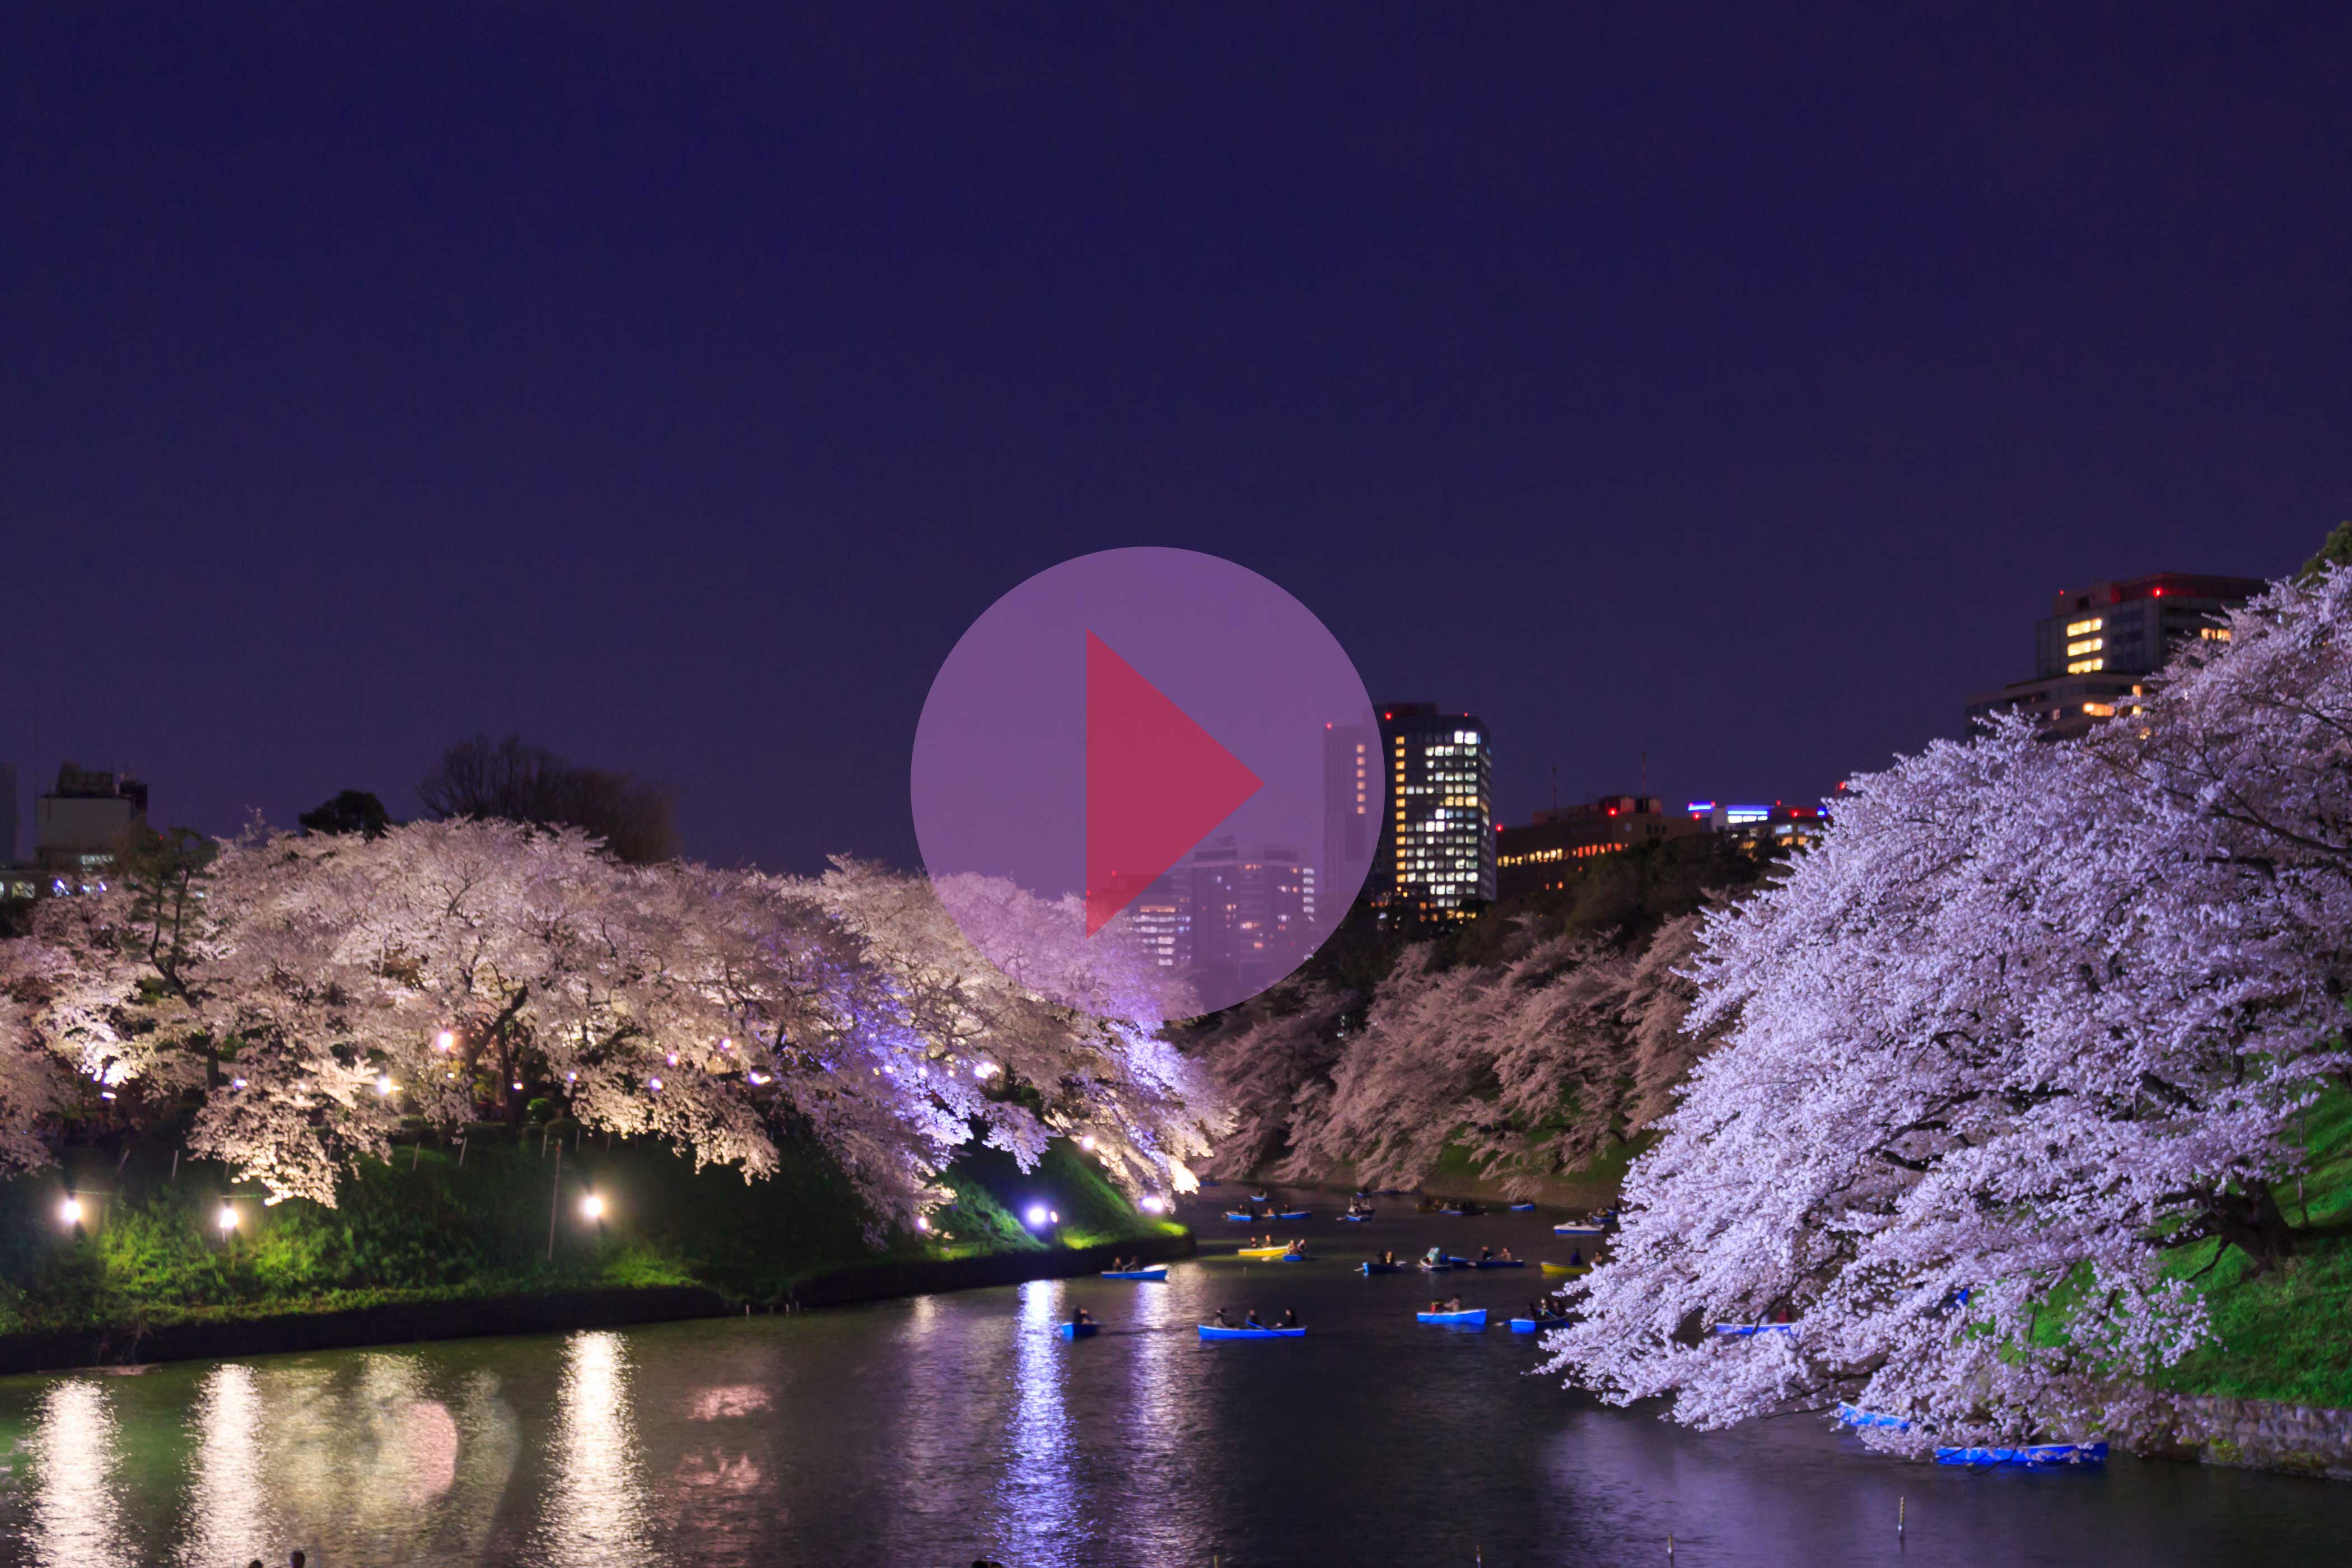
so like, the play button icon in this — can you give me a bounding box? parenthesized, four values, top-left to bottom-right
(912, 548, 1378, 1023)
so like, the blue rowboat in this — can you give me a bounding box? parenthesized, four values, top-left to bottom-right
(1275, 1251, 1312, 1262)
(1340, 1211, 1373, 1222)
(1247, 1193, 1270, 1202)
(1198, 1324, 1305, 1340)
(1935, 1442, 2107, 1468)
(1359, 1261, 1406, 1275)
(1418, 1258, 1469, 1272)
(1416, 1308, 1487, 1327)
(1553, 1222, 1607, 1236)
(1473, 1258, 1526, 1269)
(1223, 1212, 1256, 1222)
(1057, 1321, 1100, 1340)
(1508, 1317, 1565, 1333)
(1711, 1323, 1797, 1337)
(1508, 1202, 1536, 1211)
(1101, 1267, 1168, 1281)
(1835, 1403, 1911, 1431)
(1275, 1210, 1311, 1220)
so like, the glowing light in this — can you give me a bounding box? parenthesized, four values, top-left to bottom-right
(914, 1216, 931, 1231)
(1140, 1196, 1166, 1214)
(747, 1071, 769, 1085)
(1079, 1135, 1096, 1151)
(99, 1090, 115, 1101)
(231, 1077, 246, 1089)
(376, 1075, 395, 1096)
(666, 1052, 678, 1067)
(435, 1030, 456, 1051)
(512, 1081, 525, 1091)
(581, 1193, 605, 1220)
(58, 1197, 82, 1226)
(718, 1038, 732, 1052)
(216, 1204, 238, 1233)
(1024, 1203, 1049, 1227)
(647, 1077, 664, 1091)
(974, 1062, 999, 1080)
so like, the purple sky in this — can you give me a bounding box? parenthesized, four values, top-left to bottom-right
(6, 6, 2349, 872)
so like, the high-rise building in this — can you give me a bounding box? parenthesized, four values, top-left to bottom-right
(6, 763, 149, 904)
(1321, 722, 1376, 908)
(1964, 572, 2265, 739)
(1370, 702, 1495, 918)
(1182, 838, 1316, 998)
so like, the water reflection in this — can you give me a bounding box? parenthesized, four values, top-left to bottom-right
(995, 1278, 1080, 1565)
(28, 1380, 128, 1568)
(179, 1365, 272, 1567)
(531, 1331, 665, 1567)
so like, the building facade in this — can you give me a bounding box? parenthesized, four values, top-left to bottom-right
(4, 762, 150, 905)
(1370, 702, 1495, 918)
(1964, 572, 2265, 739)
(1118, 838, 1317, 1002)
(1494, 794, 1704, 900)
(1320, 722, 1377, 911)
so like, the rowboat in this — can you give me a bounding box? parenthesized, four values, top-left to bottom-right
(1057, 1321, 1099, 1340)
(1275, 1210, 1311, 1220)
(1235, 1245, 1291, 1259)
(1101, 1267, 1167, 1281)
(1539, 1262, 1590, 1276)
(1508, 1317, 1566, 1333)
(1935, 1442, 2107, 1468)
(1339, 1211, 1373, 1222)
(1507, 1202, 1536, 1211)
(1439, 1206, 1467, 1216)
(1472, 1258, 1526, 1270)
(1553, 1222, 1607, 1236)
(1359, 1261, 1406, 1275)
(1224, 1212, 1256, 1222)
(1711, 1323, 1797, 1337)
(1418, 1257, 1469, 1271)
(1247, 1192, 1270, 1202)
(1834, 1403, 1910, 1431)
(1416, 1308, 1487, 1327)
(1198, 1323, 1305, 1340)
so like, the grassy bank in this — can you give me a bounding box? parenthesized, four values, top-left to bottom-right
(2156, 1089, 2352, 1409)
(0, 1127, 1182, 1343)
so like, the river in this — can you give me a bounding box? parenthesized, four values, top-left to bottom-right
(1, 1192, 2346, 1565)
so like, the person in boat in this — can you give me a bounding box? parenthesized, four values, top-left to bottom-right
(1427, 1299, 1445, 1313)
(1569, 1247, 1584, 1267)
(1283, 1239, 1308, 1258)
(1497, 1246, 1515, 1263)
(1278, 1308, 1299, 1328)
(1211, 1306, 1232, 1327)
(1478, 1245, 1494, 1262)
(1380, 1250, 1397, 1266)
(1443, 1295, 1464, 1312)
(1424, 1245, 1444, 1266)
(1074, 1306, 1095, 1326)
(1244, 1308, 1266, 1329)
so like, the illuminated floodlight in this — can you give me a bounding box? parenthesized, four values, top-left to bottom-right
(581, 1193, 605, 1220)
(434, 1030, 456, 1051)
(58, 1198, 83, 1226)
(1024, 1203, 1049, 1228)
(376, 1074, 395, 1096)
(915, 1216, 931, 1232)
(1079, 1135, 1096, 1152)
(647, 1076, 665, 1092)
(216, 1204, 239, 1233)
(1140, 1196, 1167, 1214)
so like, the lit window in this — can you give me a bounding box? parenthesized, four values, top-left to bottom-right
(2065, 637, 2103, 657)
(2065, 617, 2103, 636)
(2200, 627, 2232, 642)
(2083, 702, 2116, 717)
(2066, 657, 2104, 674)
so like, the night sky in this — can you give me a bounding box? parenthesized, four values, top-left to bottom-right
(6, 5, 2349, 873)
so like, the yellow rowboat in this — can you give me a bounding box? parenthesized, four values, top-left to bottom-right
(1540, 1262, 1593, 1276)
(1236, 1245, 1297, 1259)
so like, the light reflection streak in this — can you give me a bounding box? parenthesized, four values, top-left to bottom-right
(531, 1330, 666, 1566)
(994, 1278, 1080, 1566)
(29, 1380, 128, 1568)
(179, 1365, 273, 1567)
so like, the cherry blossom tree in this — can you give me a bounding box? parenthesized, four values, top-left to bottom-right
(1545, 568, 2352, 1453)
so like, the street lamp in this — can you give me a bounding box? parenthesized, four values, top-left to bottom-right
(58, 1197, 82, 1227)
(434, 1030, 456, 1052)
(375, 1074, 395, 1096)
(580, 1193, 605, 1220)
(216, 1203, 238, 1234)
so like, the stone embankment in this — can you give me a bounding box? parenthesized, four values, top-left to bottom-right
(2139, 1392, 2352, 1482)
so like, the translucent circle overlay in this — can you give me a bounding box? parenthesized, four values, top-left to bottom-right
(911, 548, 1378, 1023)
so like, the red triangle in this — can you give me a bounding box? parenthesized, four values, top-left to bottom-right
(1085, 630, 1264, 936)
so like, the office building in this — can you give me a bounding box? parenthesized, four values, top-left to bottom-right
(1964, 572, 2265, 739)
(1183, 838, 1316, 997)
(1495, 794, 1705, 899)
(1371, 702, 1495, 918)
(26, 763, 148, 895)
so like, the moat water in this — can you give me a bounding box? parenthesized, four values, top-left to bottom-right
(2, 1193, 2348, 1565)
